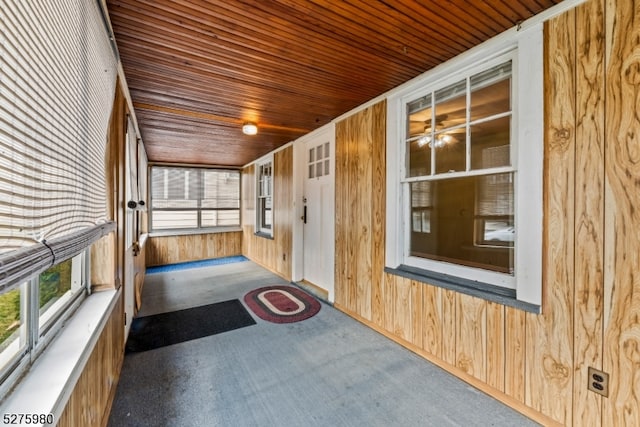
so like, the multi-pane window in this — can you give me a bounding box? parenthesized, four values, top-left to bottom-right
(1, 252, 88, 388)
(256, 159, 273, 235)
(150, 167, 240, 231)
(404, 59, 515, 278)
(388, 29, 543, 308)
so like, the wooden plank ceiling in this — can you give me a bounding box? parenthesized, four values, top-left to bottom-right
(106, 0, 561, 167)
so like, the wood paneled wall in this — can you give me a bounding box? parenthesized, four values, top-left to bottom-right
(57, 292, 124, 427)
(602, 0, 640, 425)
(335, 101, 387, 322)
(53, 81, 128, 427)
(334, 1, 640, 425)
(241, 146, 293, 280)
(146, 231, 242, 266)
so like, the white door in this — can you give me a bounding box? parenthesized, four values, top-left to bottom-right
(302, 134, 334, 300)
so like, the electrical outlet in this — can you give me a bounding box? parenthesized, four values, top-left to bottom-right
(587, 367, 609, 397)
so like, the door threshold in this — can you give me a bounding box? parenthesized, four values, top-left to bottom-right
(295, 280, 329, 302)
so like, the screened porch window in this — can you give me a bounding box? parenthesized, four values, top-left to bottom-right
(150, 167, 240, 232)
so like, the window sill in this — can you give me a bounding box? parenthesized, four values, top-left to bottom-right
(149, 226, 242, 238)
(385, 265, 540, 313)
(0, 289, 120, 424)
(254, 231, 274, 240)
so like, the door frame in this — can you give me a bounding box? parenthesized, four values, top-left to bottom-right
(292, 123, 336, 301)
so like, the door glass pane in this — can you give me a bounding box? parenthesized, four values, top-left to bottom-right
(309, 164, 314, 179)
(324, 142, 330, 158)
(309, 148, 314, 163)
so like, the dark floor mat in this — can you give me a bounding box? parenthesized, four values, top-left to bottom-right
(125, 299, 256, 353)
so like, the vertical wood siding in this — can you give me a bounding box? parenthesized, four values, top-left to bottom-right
(57, 294, 124, 427)
(603, 0, 640, 425)
(526, 8, 576, 424)
(145, 232, 242, 266)
(241, 146, 294, 280)
(334, 101, 387, 320)
(334, 0, 639, 424)
(574, 0, 606, 423)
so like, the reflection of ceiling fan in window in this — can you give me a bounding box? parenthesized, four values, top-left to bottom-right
(411, 114, 461, 148)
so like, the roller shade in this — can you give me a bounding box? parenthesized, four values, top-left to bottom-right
(0, 0, 118, 290)
(0, 222, 115, 294)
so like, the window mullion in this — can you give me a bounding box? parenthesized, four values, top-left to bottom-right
(466, 76, 471, 172)
(430, 92, 436, 176)
(27, 278, 39, 359)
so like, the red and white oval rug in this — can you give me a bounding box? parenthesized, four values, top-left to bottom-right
(244, 285, 321, 323)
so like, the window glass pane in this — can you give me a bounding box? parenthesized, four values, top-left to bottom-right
(407, 139, 432, 177)
(324, 159, 329, 176)
(151, 168, 165, 200)
(410, 173, 514, 274)
(470, 78, 511, 122)
(470, 61, 511, 122)
(167, 169, 186, 199)
(434, 130, 466, 174)
(324, 142, 330, 158)
(0, 286, 25, 371)
(201, 210, 240, 227)
(260, 198, 272, 230)
(316, 146, 323, 161)
(150, 167, 240, 231)
(151, 211, 198, 229)
(316, 162, 323, 177)
(470, 116, 511, 170)
(39, 259, 72, 316)
(309, 164, 314, 179)
(407, 95, 432, 139)
(39, 255, 83, 332)
(202, 171, 240, 209)
(309, 148, 314, 163)
(434, 80, 466, 128)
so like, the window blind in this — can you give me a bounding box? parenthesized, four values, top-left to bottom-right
(0, 0, 117, 290)
(150, 166, 240, 230)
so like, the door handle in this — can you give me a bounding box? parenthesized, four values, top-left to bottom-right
(301, 205, 307, 224)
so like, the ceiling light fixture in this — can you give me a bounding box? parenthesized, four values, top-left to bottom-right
(242, 122, 258, 135)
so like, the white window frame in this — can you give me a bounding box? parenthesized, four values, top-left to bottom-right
(0, 250, 90, 398)
(256, 156, 274, 237)
(386, 25, 543, 308)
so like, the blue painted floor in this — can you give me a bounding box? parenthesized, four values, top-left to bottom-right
(146, 255, 247, 274)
